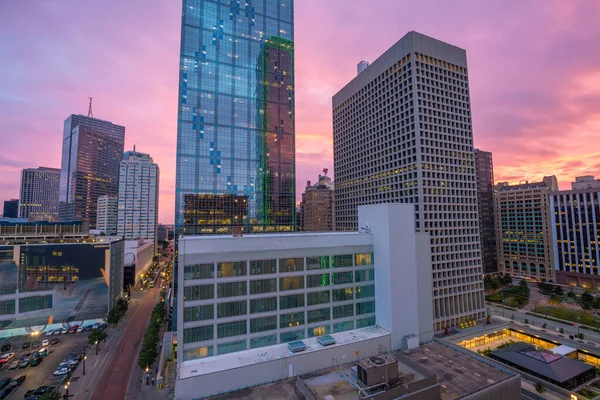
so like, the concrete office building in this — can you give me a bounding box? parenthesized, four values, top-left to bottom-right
(96, 195, 118, 235)
(18, 167, 60, 222)
(550, 176, 600, 288)
(117, 148, 159, 244)
(124, 239, 154, 289)
(496, 176, 558, 282)
(58, 114, 125, 228)
(176, 204, 434, 398)
(3, 200, 18, 218)
(474, 149, 497, 273)
(299, 173, 334, 232)
(333, 31, 485, 331)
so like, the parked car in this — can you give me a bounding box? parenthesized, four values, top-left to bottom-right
(37, 348, 48, 358)
(7, 362, 18, 370)
(52, 329, 61, 336)
(21, 342, 30, 350)
(60, 328, 69, 335)
(68, 325, 79, 334)
(83, 325, 93, 332)
(11, 374, 25, 385)
(0, 353, 14, 364)
(0, 344, 10, 352)
(0, 380, 9, 391)
(31, 341, 41, 348)
(19, 353, 32, 361)
(76, 326, 84, 333)
(41, 340, 49, 347)
(50, 338, 59, 345)
(29, 357, 42, 367)
(18, 360, 29, 369)
(44, 330, 54, 337)
(53, 367, 69, 376)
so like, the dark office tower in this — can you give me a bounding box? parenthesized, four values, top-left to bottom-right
(474, 149, 497, 274)
(2, 200, 18, 218)
(333, 31, 485, 331)
(58, 115, 125, 228)
(19, 167, 61, 221)
(174, 0, 295, 235)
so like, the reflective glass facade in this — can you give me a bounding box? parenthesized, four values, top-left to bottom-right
(175, 0, 296, 234)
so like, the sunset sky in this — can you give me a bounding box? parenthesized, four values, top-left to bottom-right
(1, 0, 599, 223)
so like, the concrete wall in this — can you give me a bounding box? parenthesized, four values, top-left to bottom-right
(125, 239, 153, 284)
(416, 233, 434, 343)
(175, 334, 391, 400)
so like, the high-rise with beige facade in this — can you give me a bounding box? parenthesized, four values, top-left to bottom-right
(300, 174, 334, 232)
(495, 176, 558, 282)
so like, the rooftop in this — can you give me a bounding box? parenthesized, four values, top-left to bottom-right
(179, 326, 389, 380)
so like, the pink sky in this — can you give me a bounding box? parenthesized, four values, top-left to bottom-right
(1, 0, 600, 223)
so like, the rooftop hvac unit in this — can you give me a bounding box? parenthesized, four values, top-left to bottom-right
(356, 354, 398, 387)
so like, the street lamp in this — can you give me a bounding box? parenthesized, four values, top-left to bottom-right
(145, 367, 150, 386)
(95, 340, 99, 356)
(577, 317, 581, 337)
(83, 355, 87, 375)
(64, 382, 70, 399)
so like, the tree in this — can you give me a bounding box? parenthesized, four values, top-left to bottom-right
(88, 329, 108, 346)
(39, 393, 61, 400)
(107, 308, 120, 326)
(534, 382, 545, 394)
(549, 294, 561, 305)
(560, 327, 565, 334)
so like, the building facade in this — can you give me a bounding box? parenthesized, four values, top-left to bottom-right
(177, 204, 433, 363)
(550, 177, 600, 288)
(300, 174, 334, 232)
(96, 195, 118, 235)
(117, 148, 159, 243)
(332, 31, 485, 331)
(58, 114, 125, 228)
(3, 200, 18, 218)
(18, 167, 60, 222)
(571, 175, 600, 190)
(495, 176, 558, 282)
(174, 0, 296, 235)
(474, 149, 497, 273)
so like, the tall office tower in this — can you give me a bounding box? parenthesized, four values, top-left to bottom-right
(495, 176, 558, 282)
(2, 199, 19, 218)
(58, 114, 125, 228)
(96, 195, 118, 235)
(474, 149, 497, 274)
(333, 31, 485, 330)
(174, 0, 295, 235)
(117, 148, 160, 243)
(550, 176, 600, 288)
(300, 174, 334, 232)
(18, 167, 60, 221)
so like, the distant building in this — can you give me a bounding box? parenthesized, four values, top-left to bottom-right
(3, 199, 18, 218)
(550, 176, 600, 288)
(18, 167, 60, 221)
(357, 60, 370, 74)
(58, 114, 125, 228)
(300, 173, 334, 232)
(123, 239, 154, 289)
(157, 224, 174, 241)
(96, 195, 118, 235)
(117, 148, 159, 245)
(496, 176, 558, 282)
(474, 149, 497, 273)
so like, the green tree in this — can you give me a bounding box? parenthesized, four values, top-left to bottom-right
(88, 329, 108, 346)
(107, 308, 120, 326)
(39, 393, 61, 400)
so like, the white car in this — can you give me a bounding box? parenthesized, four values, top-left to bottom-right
(61, 328, 69, 334)
(53, 367, 69, 376)
(41, 340, 49, 347)
(45, 330, 54, 337)
(7, 361, 19, 370)
(52, 329, 62, 335)
(76, 327, 84, 333)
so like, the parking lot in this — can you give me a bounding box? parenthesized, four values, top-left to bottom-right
(0, 332, 90, 399)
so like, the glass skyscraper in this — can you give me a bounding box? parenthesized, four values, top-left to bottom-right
(174, 0, 296, 235)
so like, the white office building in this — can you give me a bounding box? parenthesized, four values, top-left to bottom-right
(117, 147, 159, 245)
(96, 195, 118, 235)
(18, 167, 60, 221)
(332, 31, 485, 331)
(176, 204, 433, 398)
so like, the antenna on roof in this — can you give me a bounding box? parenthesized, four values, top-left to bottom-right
(88, 97, 93, 118)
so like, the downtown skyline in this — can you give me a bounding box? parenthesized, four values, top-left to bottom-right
(1, 0, 600, 223)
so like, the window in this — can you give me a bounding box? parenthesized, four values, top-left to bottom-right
(217, 320, 247, 338)
(250, 316, 277, 333)
(217, 282, 247, 298)
(250, 259, 276, 275)
(307, 308, 330, 324)
(184, 264, 214, 280)
(355, 285, 375, 299)
(332, 288, 354, 302)
(249, 278, 277, 294)
(218, 340, 246, 355)
(279, 276, 304, 291)
(0, 300, 15, 316)
(19, 295, 52, 313)
(308, 325, 330, 337)
(183, 305, 214, 322)
(250, 297, 277, 313)
(332, 254, 353, 268)
(280, 312, 305, 328)
(333, 304, 354, 319)
(279, 258, 304, 273)
(332, 271, 353, 285)
(250, 335, 277, 349)
(280, 294, 304, 310)
(355, 253, 374, 266)
(306, 256, 329, 270)
(357, 316, 376, 328)
(183, 325, 214, 344)
(355, 269, 374, 282)
(356, 301, 375, 315)
(333, 321, 354, 333)
(307, 273, 329, 288)
(217, 301, 247, 318)
(280, 330, 305, 343)
(183, 346, 213, 361)
(217, 262, 246, 277)
(307, 290, 330, 306)
(184, 284, 214, 301)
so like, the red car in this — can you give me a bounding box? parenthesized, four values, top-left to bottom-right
(67, 325, 79, 334)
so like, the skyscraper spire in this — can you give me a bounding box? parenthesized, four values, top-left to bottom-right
(87, 97, 93, 118)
